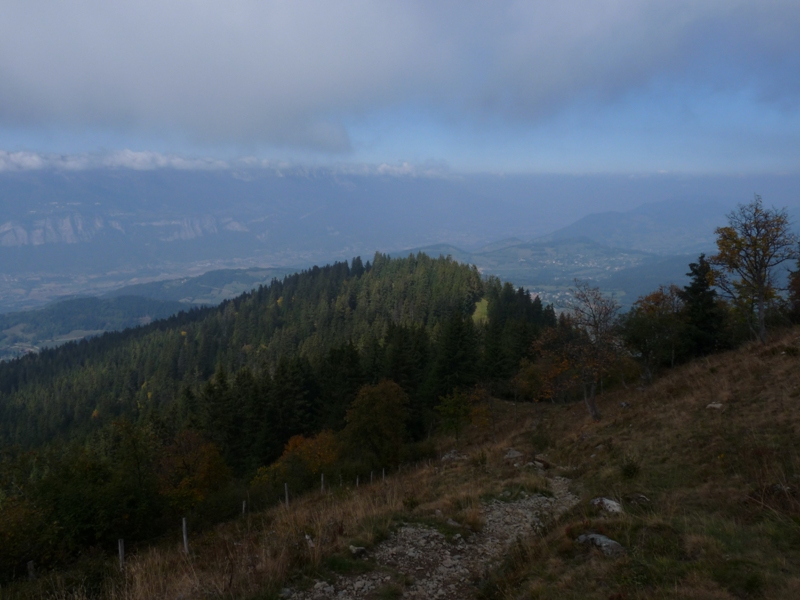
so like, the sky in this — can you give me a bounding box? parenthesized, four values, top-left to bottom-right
(1, 0, 800, 174)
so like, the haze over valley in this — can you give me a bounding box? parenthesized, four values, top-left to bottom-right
(2, 164, 798, 316)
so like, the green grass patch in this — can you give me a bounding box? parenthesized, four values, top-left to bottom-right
(323, 554, 375, 576)
(472, 298, 489, 325)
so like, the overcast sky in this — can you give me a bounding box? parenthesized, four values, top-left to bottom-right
(1, 0, 799, 173)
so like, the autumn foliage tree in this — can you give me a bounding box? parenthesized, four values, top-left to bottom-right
(342, 380, 409, 469)
(710, 195, 798, 343)
(517, 317, 581, 403)
(569, 281, 620, 420)
(620, 284, 685, 380)
(251, 430, 338, 495)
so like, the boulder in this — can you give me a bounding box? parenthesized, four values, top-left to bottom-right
(504, 448, 524, 460)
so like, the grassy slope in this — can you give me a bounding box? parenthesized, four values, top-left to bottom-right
(8, 329, 800, 599)
(488, 329, 800, 599)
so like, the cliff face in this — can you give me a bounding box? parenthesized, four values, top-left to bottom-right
(0, 214, 104, 246)
(0, 213, 252, 247)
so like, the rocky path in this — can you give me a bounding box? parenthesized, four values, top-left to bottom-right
(289, 476, 578, 600)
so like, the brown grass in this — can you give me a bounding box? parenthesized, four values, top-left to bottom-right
(8, 328, 800, 599)
(477, 328, 800, 599)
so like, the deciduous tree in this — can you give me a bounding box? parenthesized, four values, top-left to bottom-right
(569, 281, 620, 420)
(710, 195, 797, 343)
(342, 380, 409, 468)
(621, 285, 685, 379)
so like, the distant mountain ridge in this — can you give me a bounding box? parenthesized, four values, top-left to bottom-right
(538, 199, 732, 255)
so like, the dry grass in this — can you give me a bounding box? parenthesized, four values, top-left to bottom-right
(8, 328, 800, 599)
(477, 328, 800, 599)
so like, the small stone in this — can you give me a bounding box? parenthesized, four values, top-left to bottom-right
(576, 533, 625, 557)
(706, 402, 723, 409)
(505, 448, 524, 459)
(447, 518, 459, 527)
(620, 401, 631, 408)
(625, 493, 651, 505)
(591, 497, 624, 513)
(349, 545, 367, 558)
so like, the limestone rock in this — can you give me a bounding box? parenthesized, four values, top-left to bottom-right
(576, 533, 625, 557)
(591, 497, 624, 514)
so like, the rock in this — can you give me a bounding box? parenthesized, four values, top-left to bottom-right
(441, 450, 468, 462)
(620, 402, 631, 408)
(349, 544, 367, 558)
(446, 518, 460, 527)
(625, 493, 651, 505)
(279, 588, 292, 598)
(591, 497, 624, 514)
(706, 402, 723, 409)
(505, 448, 524, 460)
(576, 533, 625, 557)
(305, 534, 315, 548)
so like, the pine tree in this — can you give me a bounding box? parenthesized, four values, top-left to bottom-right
(679, 254, 725, 356)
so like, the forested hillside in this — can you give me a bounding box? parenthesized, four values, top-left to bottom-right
(0, 252, 557, 582)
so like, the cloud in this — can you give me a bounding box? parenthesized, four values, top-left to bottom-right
(0, 149, 454, 178)
(0, 150, 229, 172)
(0, 1, 798, 152)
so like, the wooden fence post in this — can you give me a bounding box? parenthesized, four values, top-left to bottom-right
(182, 517, 189, 554)
(321, 473, 324, 494)
(382, 468, 385, 482)
(118, 539, 125, 571)
(27, 560, 35, 581)
(285, 483, 289, 507)
(242, 500, 246, 515)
